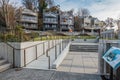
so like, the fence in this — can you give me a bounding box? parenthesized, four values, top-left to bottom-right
(0, 39, 70, 69)
(99, 40, 120, 80)
(101, 29, 116, 39)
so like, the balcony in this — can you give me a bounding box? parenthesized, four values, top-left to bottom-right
(21, 18, 37, 23)
(61, 22, 69, 25)
(43, 20, 57, 24)
(22, 9, 37, 17)
(84, 18, 91, 23)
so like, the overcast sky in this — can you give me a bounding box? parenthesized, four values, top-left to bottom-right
(54, 0, 120, 20)
(12, 0, 120, 21)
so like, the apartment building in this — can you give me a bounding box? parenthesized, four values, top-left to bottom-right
(43, 12, 58, 31)
(43, 10, 74, 32)
(17, 8, 74, 32)
(60, 11, 74, 32)
(81, 16, 101, 36)
(17, 8, 38, 30)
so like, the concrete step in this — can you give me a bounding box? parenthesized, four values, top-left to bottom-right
(70, 48, 98, 50)
(70, 44, 98, 52)
(70, 50, 98, 52)
(0, 58, 11, 72)
(70, 46, 98, 49)
(70, 45, 98, 48)
(0, 59, 6, 65)
(70, 47, 98, 49)
(0, 63, 11, 72)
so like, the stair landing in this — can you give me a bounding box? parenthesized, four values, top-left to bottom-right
(57, 52, 98, 74)
(0, 58, 11, 72)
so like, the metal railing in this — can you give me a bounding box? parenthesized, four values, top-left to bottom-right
(101, 30, 116, 40)
(4, 39, 70, 69)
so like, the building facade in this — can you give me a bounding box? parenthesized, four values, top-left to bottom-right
(43, 10, 74, 32)
(81, 16, 101, 36)
(60, 11, 74, 32)
(43, 12, 58, 31)
(17, 9, 38, 30)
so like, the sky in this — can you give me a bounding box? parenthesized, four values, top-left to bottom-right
(54, 0, 120, 21)
(11, 0, 120, 21)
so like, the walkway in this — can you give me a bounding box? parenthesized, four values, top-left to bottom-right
(57, 52, 98, 74)
(0, 68, 102, 80)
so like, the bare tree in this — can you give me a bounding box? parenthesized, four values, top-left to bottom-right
(22, 0, 35, 10)
(74, 16, 84, 31)
(0, 0, 10, 31)
(46, 0, 54, 8)
(0, 0, 17, 32)
(45, 5, 60, 12)
(77, 8, 90, 17)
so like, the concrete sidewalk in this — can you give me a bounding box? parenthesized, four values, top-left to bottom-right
(0, 68, 102, 80)
(57, 52, 98, 74)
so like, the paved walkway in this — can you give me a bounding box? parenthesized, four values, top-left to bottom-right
(0, 68, 101, 80)
(51, 71, 101, 80)
(57, 52, 98, 74)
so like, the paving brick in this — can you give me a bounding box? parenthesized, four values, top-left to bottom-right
(57, 52, 99, 74)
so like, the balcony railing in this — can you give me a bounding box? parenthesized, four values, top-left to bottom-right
(21, 18, 37, 23)
(43, 20, 57, 24)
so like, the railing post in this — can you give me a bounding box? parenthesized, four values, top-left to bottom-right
(36, 45, 37, 60)
(46, 49, 48, 57)
(48, 56, 50, 69)
(48, 41, 50, 49)
(52, 39, 54, 47)
(43, 42, 45, 54)
(24, 50, 26, 67)
(13, 48, 15, 68)
(110, 66, 113, 80)
(62, 40, 63, 50)
(59, 42, 61, 54)
(55, 45, 57, 59)
(107, 43, 113, 80)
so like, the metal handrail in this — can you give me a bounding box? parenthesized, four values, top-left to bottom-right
(4, 39, 69, 68)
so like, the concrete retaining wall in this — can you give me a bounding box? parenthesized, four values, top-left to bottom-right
(0, 39, 65, 67)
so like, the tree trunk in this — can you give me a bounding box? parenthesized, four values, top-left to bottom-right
(38, 12, 43, 31)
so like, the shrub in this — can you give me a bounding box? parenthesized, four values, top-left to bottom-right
(31, 32, 39, 38)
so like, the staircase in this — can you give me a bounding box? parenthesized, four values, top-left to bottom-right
(70, 43, 98, 52)
(0, 58, 11, 72)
